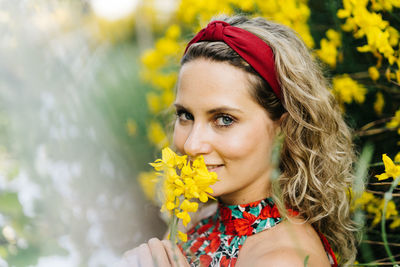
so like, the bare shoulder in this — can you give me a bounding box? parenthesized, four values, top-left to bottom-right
(253, 247, 311, 267)
(237, 216, 332, 267)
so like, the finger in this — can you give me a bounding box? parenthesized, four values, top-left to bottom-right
(113, 258, 132, 267)
(148, 238, 171, 267)
(137, 243, 153, 267)
(161, 240, 190, 267)
(123, 248, 139, 267)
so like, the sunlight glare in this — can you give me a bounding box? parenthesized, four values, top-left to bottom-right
(90, 0, 139, 21)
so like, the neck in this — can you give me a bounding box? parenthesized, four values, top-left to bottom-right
(219, 165, 273, 205)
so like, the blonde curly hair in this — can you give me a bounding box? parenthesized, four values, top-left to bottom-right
(181, 14, 358, 265)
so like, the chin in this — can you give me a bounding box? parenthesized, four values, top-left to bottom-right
(209, 181, 225, 198)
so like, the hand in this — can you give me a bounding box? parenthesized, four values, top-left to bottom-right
(117, 238, 190, 267)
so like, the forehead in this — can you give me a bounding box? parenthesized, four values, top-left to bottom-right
(176, 59, 256, 108)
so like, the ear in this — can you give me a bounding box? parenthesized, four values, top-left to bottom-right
(279, 112, 288, 124)
(275, 112, 288, 133)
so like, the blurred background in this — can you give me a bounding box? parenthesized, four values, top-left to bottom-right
(0, 0, 399, 266)
(0, 0, 174, 266)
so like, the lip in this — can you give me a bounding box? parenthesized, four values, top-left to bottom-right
(206, 164, 224, 172)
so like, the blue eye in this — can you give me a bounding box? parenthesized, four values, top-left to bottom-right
(176, 110, 193, 121)
(215, 115, 234, 127)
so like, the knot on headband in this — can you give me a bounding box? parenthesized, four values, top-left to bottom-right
(202, 21, 229, 41)
(184, 20, 282, 100)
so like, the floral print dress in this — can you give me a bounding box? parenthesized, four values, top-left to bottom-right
(178, 197, 338, 267)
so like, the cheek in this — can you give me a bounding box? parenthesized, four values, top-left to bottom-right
(173, 123, 187, 153)
(220, 124, 275, 161)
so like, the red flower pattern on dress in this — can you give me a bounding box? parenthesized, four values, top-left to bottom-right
(197, 223, 213, 235)
(190, 236, 206, 254)
(260, 204, 280, 219)
(205, 232, 220, 253)
(233, 211, 256, 236)
(199, 254, 212, 267)
(220, 256, 230, 267)
(220, 206, 232, 221)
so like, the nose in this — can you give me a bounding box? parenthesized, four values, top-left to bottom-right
(183, 123, 213, 157)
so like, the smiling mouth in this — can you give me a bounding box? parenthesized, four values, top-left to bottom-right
(206, 164, 224, 171)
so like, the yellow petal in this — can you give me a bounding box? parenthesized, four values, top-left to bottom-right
(188, 202, 198, 212)
(375, 173, 389, 180)
(199, 193, 208, 203)
(180, 199, 190, 210)
(178, 231, 187, 242)
(181, 164, 193, 176)
(394, 152, 400, 163)
(174, 179, 184, 187)
(166, 201, 175, 210)
(173, 188, 184, 196)
(162, 147, 177, 166)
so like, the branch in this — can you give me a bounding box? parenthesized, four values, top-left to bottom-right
(355, 127, 396, 137)
(359, 117, 394, 131)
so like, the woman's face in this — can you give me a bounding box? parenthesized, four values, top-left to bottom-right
(173, 58, 280, 204)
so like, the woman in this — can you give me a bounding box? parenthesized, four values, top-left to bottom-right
(122, 15, 357, 267)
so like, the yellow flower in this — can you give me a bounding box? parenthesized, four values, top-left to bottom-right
(387, 26, 399, 47)
(394, 152, 400, 163)
(390, 217, 400, 229)
(176, 210, 191, 226)
(173, 157, 218, 202)
(373, 92, 384, 115)
(385, 68, 393, 81)
(337, 0, 399, 72)
(155, 38, 181, 57)
(177, 199, 199, 226)
(387, 110, 400, 129)
(354, 191, 375, 207)
(368, 66, 380, 81)
(141, 49, 165, 70)
(150, 147, 187, 171)
(150, 147, 218, 239)
(382, 200, 398, 219)
(396, 69, 400, 84)
(326, 29, 341, 47)
(190, 156, 218, 202)
(138, 171, 160, 202)
(316, 38, 338, 68)
(180, 199, 199, 213)
(165, 24, 181, 39)
(375, 154, 400, 181)
(332, 75, 367, 108)
(162, 89, 175, 108)
(152, 73, 178, 92)
(146, 92, 162, 114)
(178, 231, 187, 242)
(147, 121, 169, 148)
(372, 0, 400, 11)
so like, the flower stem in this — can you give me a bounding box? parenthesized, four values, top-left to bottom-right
(170, 215, 179, 244)
(169, 215, 180, 266)
(381, 175, 400, 264)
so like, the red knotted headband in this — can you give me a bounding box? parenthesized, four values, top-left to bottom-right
(183, 20, 281, 99)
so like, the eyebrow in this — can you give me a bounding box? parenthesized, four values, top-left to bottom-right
(174, 103, 243, 114)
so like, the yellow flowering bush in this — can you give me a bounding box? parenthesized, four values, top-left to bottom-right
(332, 74, 367, 110)
(337, 0, 400, 83)
(315, 29, 342, 68)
